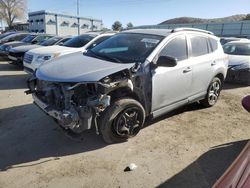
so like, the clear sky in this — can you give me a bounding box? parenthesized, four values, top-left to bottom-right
(28, 0, 250, 28)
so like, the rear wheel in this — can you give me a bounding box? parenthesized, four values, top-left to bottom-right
(200, 77, 222, 107)
(99, 98, 145, 144)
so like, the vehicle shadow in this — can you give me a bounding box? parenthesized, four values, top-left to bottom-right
(223, 83, 249, 90)
(145, 102, 205, 127)
(157, 140, 249, 188)
(0, 74, 30, 90)
(0, 101, 205, 171)
(0, 61, 23, 71)
(0, 103, 107, 171)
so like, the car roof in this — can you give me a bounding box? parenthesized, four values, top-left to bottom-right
(122, 29, 172, 37)
(226, 41, 250, 45)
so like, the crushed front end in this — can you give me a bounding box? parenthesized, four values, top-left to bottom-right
(26, 77, 111, 134)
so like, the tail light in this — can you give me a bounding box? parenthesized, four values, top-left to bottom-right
(242, 95, 250, 112)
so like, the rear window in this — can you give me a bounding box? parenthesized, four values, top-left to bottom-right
(191, 36, 209, 57)
(21, 35, 37, 43)
(63, 34, 96, 48)
(41, 37, 62, 46)
(223, 44, 250, 56)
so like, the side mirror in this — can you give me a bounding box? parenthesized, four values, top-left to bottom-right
(156, 56, 177, 67)
(58, 42, 64, 46)
(31, 40, 38, 44)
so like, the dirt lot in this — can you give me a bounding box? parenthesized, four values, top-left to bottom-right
(0, 61, 249, 188)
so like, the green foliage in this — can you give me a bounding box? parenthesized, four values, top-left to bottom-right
(112, 21, 122, 31)
(127, 22, 134, 29)
(244, 14, 250, 20)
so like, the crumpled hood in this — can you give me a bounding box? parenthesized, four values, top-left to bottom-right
(36, 52, 135, 82)
(29, 45, 80, 55)
(11, 44, 41, 53)
(228, 55, 250, 66)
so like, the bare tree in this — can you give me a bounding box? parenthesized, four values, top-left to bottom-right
(0, 0, 27, 28)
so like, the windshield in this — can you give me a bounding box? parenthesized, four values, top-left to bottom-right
(40, 37, 62, 46)
(63, 34, 96, 48)
(86, 33, 164, 63)
(21, 35, 37, 43)
(223, 43, 250, 56)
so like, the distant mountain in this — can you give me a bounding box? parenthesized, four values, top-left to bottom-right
(159, 14, 247, 25)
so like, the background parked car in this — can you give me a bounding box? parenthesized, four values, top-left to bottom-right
(220, 37, 250, 45)
(0, 33, 54, 60)
(224, 41, 250, 84)
(0, 32, 29, 45)
(0, 31, 16, 40)
(8, 36, 72, 66)
(0, 33, 29, 58)
(23, 32, 116, 74)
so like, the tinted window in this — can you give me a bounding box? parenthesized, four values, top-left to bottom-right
(0, 32, 15, 40)
(223, 44, 250, 56)
(63, 34, 96, 48)
(40, 37, 62, 46)
(191, 36, 209, 57)
(34, 35, 52, 43)
(21, 35, 37, 43)
(14, 34, 28, 41)
(86, 36, 112, 50)
(59, 37, 71, 44)
(209, 38, 218, 52)
(88, 33, 163, 64)
(160, 36, 188, 61)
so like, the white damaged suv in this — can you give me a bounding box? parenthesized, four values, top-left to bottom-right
(23, 32, 115, 74)
(26, 28, 228, 143)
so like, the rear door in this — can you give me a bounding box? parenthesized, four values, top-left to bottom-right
(187, 34, 215, 96)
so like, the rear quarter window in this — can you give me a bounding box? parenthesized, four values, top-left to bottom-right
(209, 38, 218, 52)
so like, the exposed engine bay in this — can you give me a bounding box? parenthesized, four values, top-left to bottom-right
(25, 69, 138, 134)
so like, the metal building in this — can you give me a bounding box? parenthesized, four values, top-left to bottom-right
(132, 20, 250, 37)
(28, 10, 103, 36)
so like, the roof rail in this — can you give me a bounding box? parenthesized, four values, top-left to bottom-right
(171, 27, 214, 35)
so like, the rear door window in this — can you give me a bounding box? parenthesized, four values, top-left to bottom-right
(190, 36, 209, 57)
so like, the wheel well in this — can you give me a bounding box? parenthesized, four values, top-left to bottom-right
(108, 87, 141, 104)
(215, 73, 225, 82)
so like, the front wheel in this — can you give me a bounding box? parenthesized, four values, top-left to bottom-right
(200, 77, 222, 107)
(99, 98, 145, 144)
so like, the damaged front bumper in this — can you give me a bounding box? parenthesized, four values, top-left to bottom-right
(26, 78, 111, 134)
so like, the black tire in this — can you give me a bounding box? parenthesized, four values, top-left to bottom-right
(200, 77, 222, 107)
(99, 98, 145, 144)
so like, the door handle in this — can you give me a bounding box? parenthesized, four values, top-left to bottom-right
(183, 67, 192, 73)
(211, 61, 217, 66)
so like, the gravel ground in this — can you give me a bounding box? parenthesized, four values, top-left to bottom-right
(0, 61, 249, 188)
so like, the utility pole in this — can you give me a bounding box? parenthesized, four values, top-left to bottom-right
(77, 0, 79, 17)
(77, 0, 80, 35)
